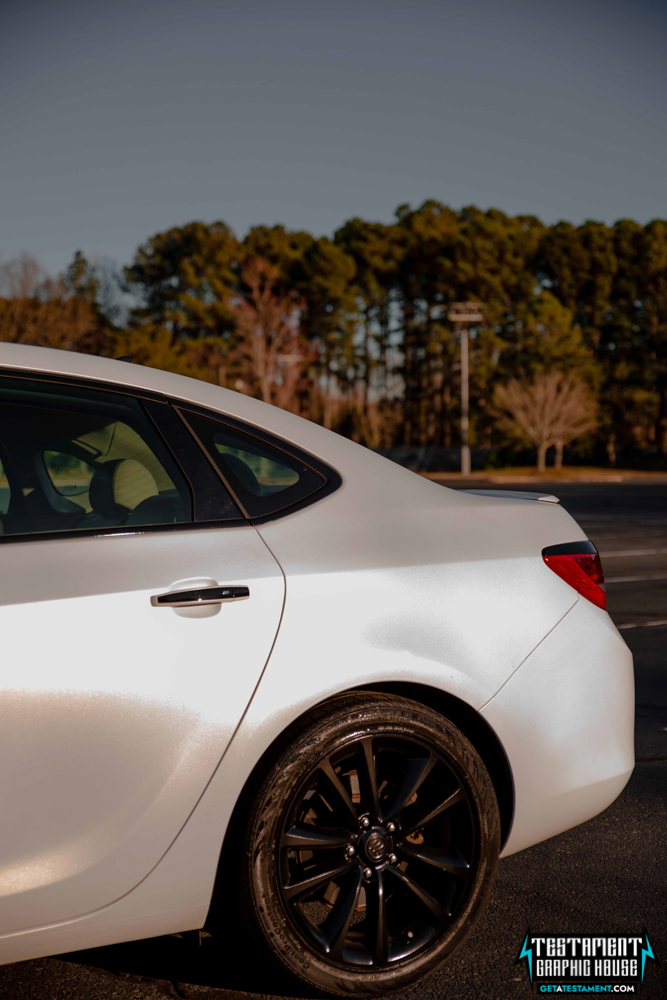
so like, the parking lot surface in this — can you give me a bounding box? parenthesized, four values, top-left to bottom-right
(0, 482, 665, 999)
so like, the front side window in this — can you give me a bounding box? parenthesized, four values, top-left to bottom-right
(181, 410, 328, 518)
(0, 376, 192, 537)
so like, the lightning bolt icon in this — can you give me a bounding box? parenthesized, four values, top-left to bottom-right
(640, 933, 655, 983)
(518, 932, 533, 983)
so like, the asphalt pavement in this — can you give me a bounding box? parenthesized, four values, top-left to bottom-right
(0, 482, 665, 999)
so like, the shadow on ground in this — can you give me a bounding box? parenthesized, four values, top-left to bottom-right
(60, 931, 303, 999)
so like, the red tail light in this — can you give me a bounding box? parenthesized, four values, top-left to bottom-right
(542, 541, 606, 609)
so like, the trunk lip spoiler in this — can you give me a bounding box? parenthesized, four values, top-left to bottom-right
(461, 489, 560, 504)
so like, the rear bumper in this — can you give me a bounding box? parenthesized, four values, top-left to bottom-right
(481, 598, 635, 857)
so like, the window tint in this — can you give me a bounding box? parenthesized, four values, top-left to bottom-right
(44, 452, 95, 507)
(0, 376, 193, 537)
(182, 411, 326, 518)
(214, 442, 299, 495)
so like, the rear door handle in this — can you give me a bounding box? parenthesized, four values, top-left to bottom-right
(150, 586, 250, 608)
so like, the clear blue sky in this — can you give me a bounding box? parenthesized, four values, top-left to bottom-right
(1, 0, 666, 275)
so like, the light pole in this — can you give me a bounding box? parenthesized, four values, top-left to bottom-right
(447, 302, 484, 476)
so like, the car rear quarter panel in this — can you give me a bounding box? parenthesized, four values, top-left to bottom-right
(483, 598, 635, 856)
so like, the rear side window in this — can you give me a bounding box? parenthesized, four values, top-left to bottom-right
(43, 451, 95, 508)
(0, 375, 193, 537)
(181, 410, 328, 518)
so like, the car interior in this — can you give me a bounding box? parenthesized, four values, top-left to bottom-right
(0, 383, 191, 536)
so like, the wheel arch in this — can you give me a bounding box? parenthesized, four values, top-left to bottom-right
(353, 682, 514, 850)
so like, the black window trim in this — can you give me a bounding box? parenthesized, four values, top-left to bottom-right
(0, 365, 167, 401)
(142, 399, 243, 523)
(0, 366, 342, 543)
(175, 403, 342, 524)
(0, 518, 250, 546)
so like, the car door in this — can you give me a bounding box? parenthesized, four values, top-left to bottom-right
(0, 372, 284, 933)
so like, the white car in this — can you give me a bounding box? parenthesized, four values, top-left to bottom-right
(0, 344, 633, 995)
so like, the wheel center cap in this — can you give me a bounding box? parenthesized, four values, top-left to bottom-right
(364, 830, 388, 864)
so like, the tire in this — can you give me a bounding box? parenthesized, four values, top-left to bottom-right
(236, 692, 500, 996)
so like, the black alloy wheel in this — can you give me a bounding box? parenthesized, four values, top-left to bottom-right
(235, 693, 500, 996)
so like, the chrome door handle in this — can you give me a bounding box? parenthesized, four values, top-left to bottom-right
(150, 585, 250, 608)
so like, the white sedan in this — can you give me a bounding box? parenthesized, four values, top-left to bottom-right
(0, 343, 633, 995)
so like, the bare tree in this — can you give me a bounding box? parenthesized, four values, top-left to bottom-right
(494, 372, 597, 471)
(231, 259, 316, 412)
(0, 252, 59, 302)
(0, 253, 103, 353)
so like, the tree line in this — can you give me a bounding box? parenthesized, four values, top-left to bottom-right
(1, 201, 666, 469)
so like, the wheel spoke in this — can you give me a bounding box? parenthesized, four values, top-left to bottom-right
(384, 865, 444, 922)
(401, 786, 465, 835)
(280, 824, 355, 851)
(323, 868, 364, 958)
(365, 870, 389, 964)
(282, 859, 354, 902)
(383, 752, 437, 821)
(318, 758, 359, 826)
(398, 843, 472, 876)
(360, 737, 380, 817)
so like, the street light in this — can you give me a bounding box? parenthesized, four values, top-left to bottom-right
(447, 302, 484, 476)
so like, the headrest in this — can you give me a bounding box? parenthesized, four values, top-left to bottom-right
(89, 459, 158, 518)
(222, 453, 260, 495)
